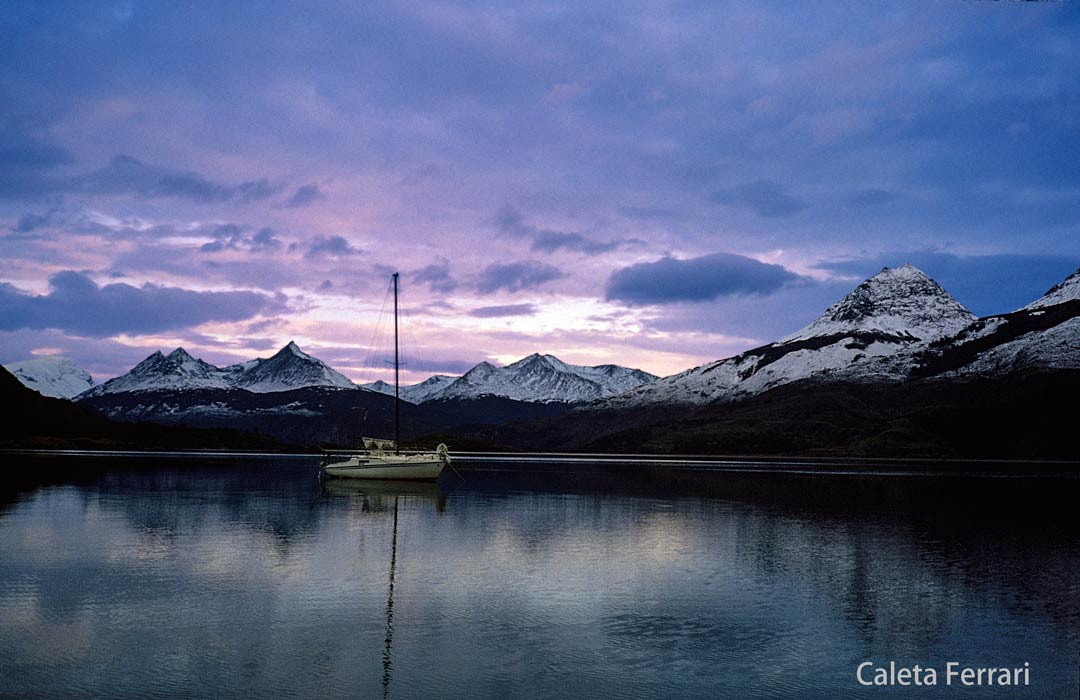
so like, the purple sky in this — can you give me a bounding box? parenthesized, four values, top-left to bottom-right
(2, 2, 1079, 382)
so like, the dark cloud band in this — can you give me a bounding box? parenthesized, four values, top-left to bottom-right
(606, 253, 799, 306)
(0, 271, 281, 337)
(476, 261, 565, 294)
(469, 303, 537, 318)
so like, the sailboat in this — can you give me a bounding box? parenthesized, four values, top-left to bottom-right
(322, 272, 451, 480)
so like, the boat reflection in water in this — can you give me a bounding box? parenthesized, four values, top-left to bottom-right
(321, 478, 448, 514)
(321, 478, 447, 698)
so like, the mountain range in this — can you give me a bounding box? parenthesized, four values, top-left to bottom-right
(60, 342, 657, 405)
(361, 354, 658, 404)
(0, 364, 285, 452)
(78, 341, 355, 397)
(360, 375, 459, 403)
(40, 343, 654, 446)
(7, 263, 1079, 455)
(463, 264, 1080, 457)
(603, 264, 1080, 408)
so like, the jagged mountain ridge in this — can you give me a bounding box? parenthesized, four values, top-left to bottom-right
(79, 341, 354, 398)
(915, 267, 1080, 377)
(361, 374, 460, 404)
(429, 353, 658, 403)
(231, 341, 355, 392)
(603, 265, 978, 407)
(3, 356, 95, 399)
(78, 342, 656, 405)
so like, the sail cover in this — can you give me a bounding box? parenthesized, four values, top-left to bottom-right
(362, 437, 397, 451)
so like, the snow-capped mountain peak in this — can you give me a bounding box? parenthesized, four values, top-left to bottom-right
(282, 340, 308, 357)
(4, 356, 94, 399)
(227, 342, 355, 392)
(603, 265, 976, 408)
(469, 361, 497, 374)
(360, 374, 461, 403)
(80, 342, 355, 397)
(429, 354, 657, 403)
(163, 347, 221, 377)
(785, 264, 975, 343)
(81, 347, 231, 397)
(401, 374, 459, 402)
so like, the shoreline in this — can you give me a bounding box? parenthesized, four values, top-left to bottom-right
(2, 447, 1077, 477)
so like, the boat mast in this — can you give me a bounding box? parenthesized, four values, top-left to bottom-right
(393, 272, 400, 454)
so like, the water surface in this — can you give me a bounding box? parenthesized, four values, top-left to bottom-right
(0, 455, 1077, 698)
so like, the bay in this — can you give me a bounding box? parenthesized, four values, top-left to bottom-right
(0, 455, 1077, 699)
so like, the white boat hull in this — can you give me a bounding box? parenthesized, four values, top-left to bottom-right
(323, 455, 446, 480)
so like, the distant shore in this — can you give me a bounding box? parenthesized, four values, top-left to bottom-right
(3, 447, 1077, 477)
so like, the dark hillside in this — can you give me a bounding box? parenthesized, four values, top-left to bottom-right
(450, 370, 1080, 460)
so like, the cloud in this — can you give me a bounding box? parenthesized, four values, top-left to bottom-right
(816, 251, 1080, 316)
(199, 223, 244, 252)
(0, 125, 73, 171)
(285, 183, 324, 208)
(105, 236, 306, 291)
(249, 227, 283, 252)
(711, 180, 807, 218)
(233, 179, 279, 202)
(0, 119, 72, 170)
(0, 122, 74, 199)
(411, 260, 457, 293)
(0, 149, 281, 204)
(496, 206, 620, 255)
(12, 209, 56, 233)
(846, 189, 896, 208)
(200, 224, 282, 253)
(469, 303, 537, 318)
(303, 235, 363, 259)
(476, 260, 565, 293)
(0, 271, 282, 337)
(532, 230, 618, 255)
(75, 155, 280, 203)
(605, 253, 799, 306)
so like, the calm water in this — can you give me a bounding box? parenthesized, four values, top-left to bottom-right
(0, 455, 1077, 699)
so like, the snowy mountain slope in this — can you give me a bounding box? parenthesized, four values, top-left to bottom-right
(401, 374, 460, 402)
(361, 374, 460, 403)
(602, 265, 976, 407)
(3, 356, 94, 399)
(782, 264, 975, 343)
(79, 342, 355, 398)
(430, 354, 658, 403)
(360, 380, 395, 396)
(948, 316, 1080, 374)
(80, 348, 231, 397)
(915, 267, 1080, 376)
(1023, 267, 1080, 310)
(436, 361, 499, 399)
(230, 341, 355, 392)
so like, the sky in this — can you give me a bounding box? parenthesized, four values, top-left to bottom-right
(1, 1, 1079, 383)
